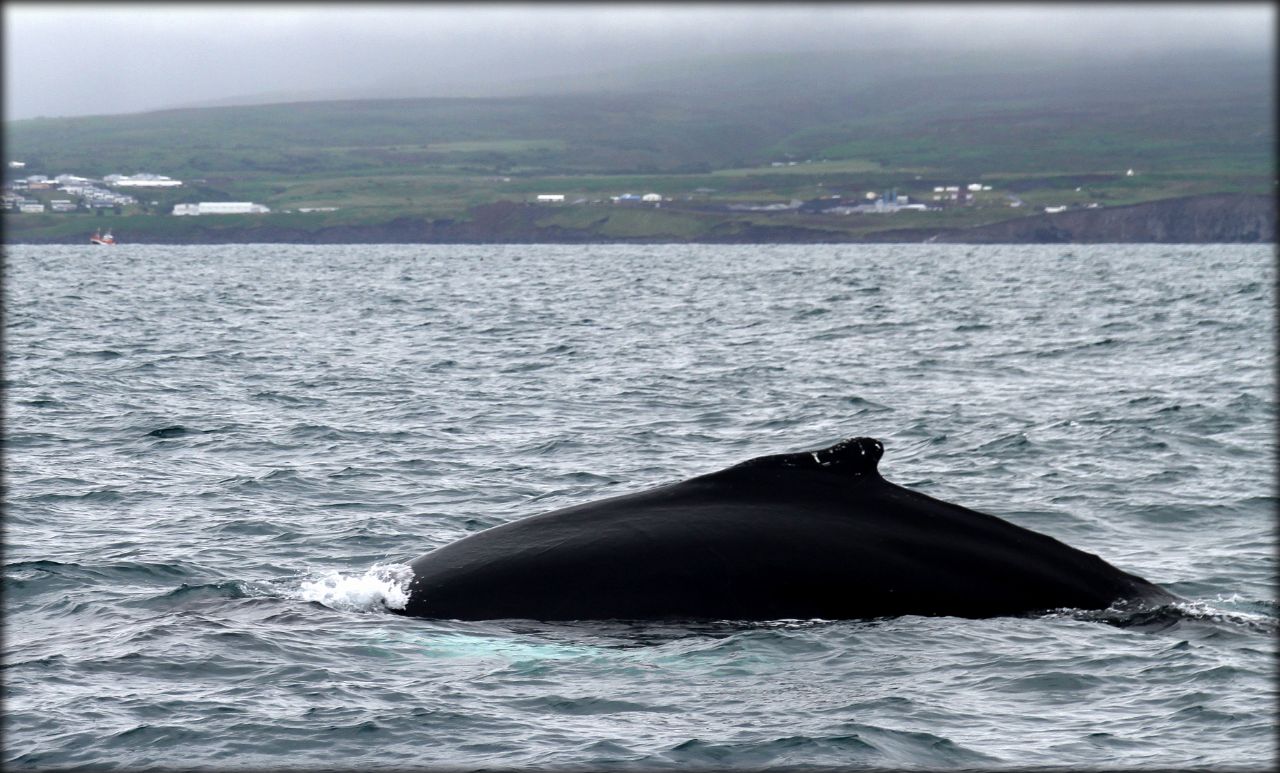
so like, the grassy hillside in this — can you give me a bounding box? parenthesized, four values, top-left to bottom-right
(4, 48, 1272, 243)
(9, 49, 1270, 174)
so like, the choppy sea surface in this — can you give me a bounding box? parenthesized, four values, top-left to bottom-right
(3, 243, 1275, 770)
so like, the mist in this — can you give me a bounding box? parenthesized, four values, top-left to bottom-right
(4, 3, 1274, 121)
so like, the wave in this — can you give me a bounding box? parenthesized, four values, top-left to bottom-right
(844, 395, 893, 414)
(251, 390, 328, 406)
(14, 396, 63, 407)
(5, 558, 196, 585)
(1064, 596, 1278, 633)
(655, 723, 998, 767)
(23, 488, 129, 503)
(146, 425, 196, 438)
(291, 563, 414, 612)
(505, 695, 676, 716)
(151, 581, 252, 603)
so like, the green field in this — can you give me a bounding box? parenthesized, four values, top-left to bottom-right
(4, 48, 1272, 242)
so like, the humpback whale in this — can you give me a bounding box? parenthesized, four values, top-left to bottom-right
(401, 437, 1176, 621)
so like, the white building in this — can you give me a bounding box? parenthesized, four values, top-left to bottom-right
(8, 161, 26, 168)
(110, 173, 183, 188)
(19, 203, 45, 213)
(173, 202, 270, 215)
(535, 194, 565, 203)
(641, 193, 662, 202)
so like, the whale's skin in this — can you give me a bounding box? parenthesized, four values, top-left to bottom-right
(401, 437, 1175, 621)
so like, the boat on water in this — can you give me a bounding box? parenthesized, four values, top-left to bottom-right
(90, 229, 116, 245)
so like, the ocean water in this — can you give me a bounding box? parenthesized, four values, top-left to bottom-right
(3, 243, 1275, 770)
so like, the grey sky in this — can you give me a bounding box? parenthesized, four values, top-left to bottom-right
(4, 3, 1274, 120)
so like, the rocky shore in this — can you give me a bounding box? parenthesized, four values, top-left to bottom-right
(873, 193, 1276, 244)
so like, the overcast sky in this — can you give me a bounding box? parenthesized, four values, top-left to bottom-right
(4, 3, 1274, 120)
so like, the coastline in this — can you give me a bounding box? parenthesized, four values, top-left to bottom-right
(4, 193, 1274, 245)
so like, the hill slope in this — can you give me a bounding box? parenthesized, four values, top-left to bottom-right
(4, 48, 1273, 244)
(6, 49, 1271, 178)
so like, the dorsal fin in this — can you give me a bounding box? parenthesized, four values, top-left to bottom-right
(732, 436, 884, 478)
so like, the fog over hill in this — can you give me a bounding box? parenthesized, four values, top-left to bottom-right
(4, 3, 1273, 249)
(4, 3, 1273, 120)
(7, 42, 1270, 180)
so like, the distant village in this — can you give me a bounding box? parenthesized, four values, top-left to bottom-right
(5, 157, 1126, 220)
(533, 181, 1020, 215)
(2, 161, 274, 216)
(504, 159, 1133, 215)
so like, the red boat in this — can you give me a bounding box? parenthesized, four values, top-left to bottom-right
(90, 229, 116, 245)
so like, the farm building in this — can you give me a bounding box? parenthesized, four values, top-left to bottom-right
(173, 202, 270, 215)
(107, 173, 183, 188)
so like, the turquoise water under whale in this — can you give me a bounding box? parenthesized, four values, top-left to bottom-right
(4, 243, 1275, 769)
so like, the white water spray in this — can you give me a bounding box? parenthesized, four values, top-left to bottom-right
(295, 563, 414, 612)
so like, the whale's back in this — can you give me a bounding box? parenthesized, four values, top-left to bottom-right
(403, 439, 1172, 620)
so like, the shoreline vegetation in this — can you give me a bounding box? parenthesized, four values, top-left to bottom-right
(4, 193, 1275, 245)
(5, 49, 1273, 245)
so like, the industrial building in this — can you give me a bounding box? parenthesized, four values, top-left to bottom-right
(173, 202, 271, 215)
(106, 173, 183, 188)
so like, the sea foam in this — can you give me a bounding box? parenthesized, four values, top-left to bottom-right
(295, 563, 414, 612)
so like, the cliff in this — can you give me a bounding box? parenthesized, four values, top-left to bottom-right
(874, 193, 1276, 244)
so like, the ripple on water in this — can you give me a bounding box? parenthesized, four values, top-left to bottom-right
(1, 243, 1274, 770)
